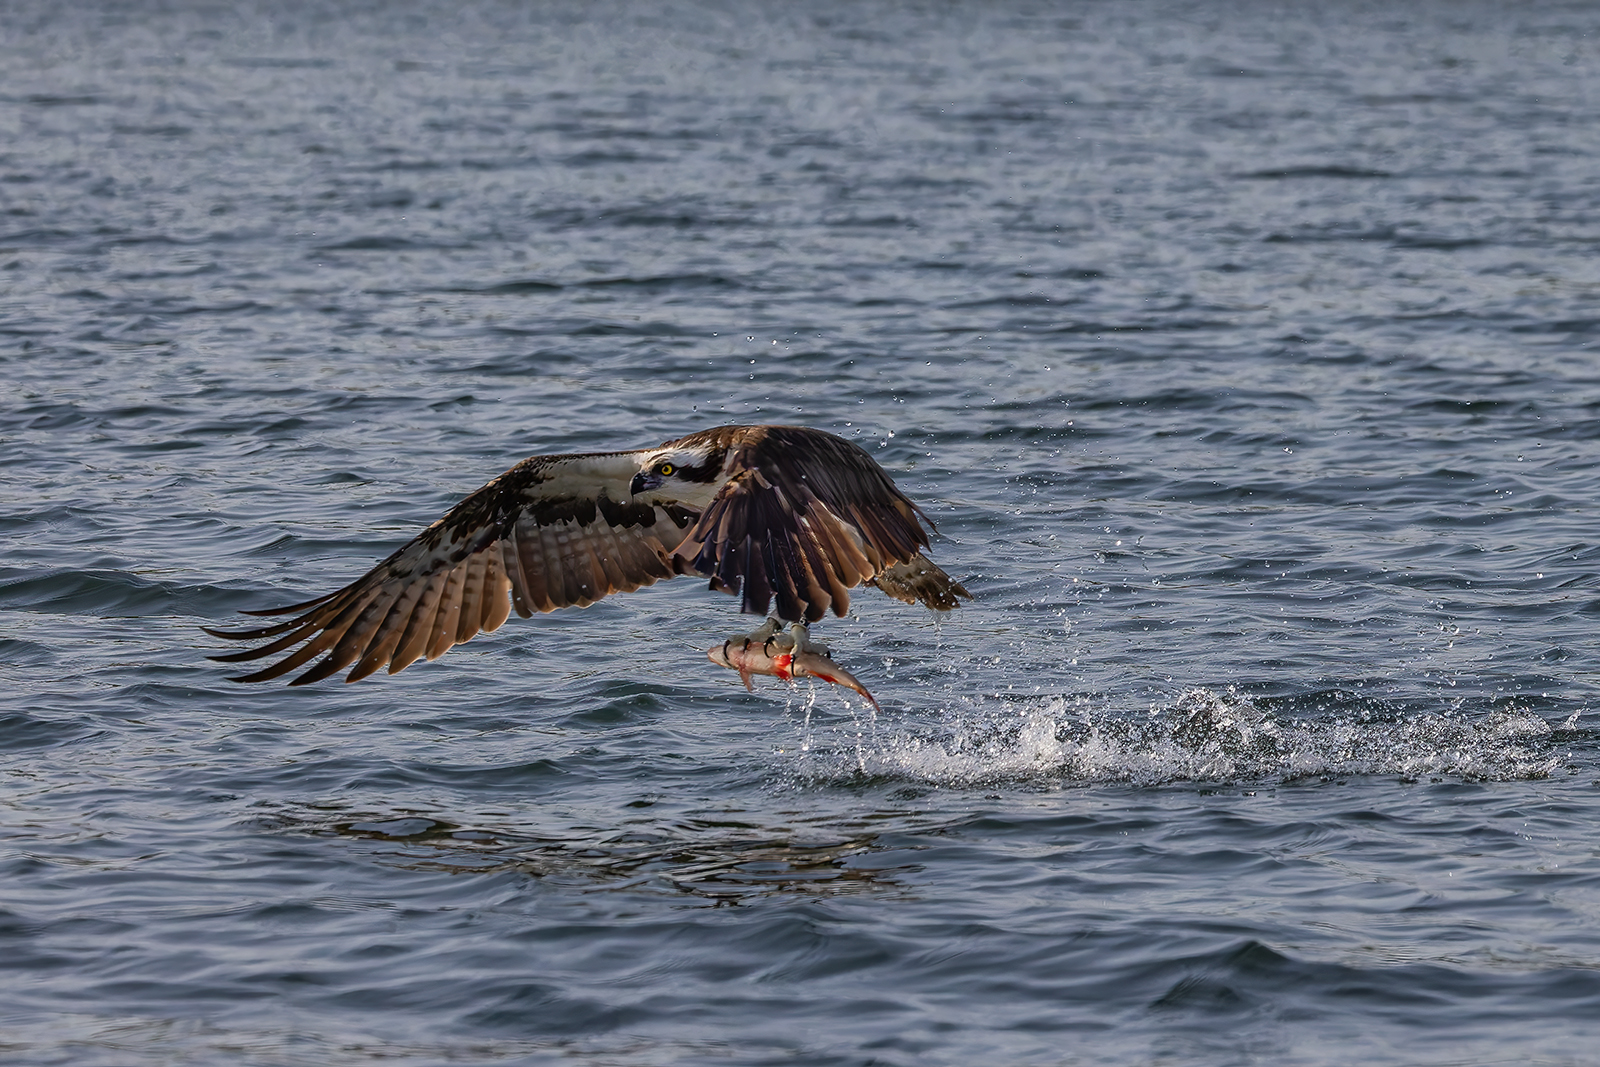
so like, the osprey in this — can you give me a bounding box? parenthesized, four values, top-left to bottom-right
(208, 425, 970, 686)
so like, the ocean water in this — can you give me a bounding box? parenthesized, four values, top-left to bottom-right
(5, 1, 1600, 1063)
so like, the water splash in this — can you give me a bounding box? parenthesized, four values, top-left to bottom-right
(781, 681, 881, 770)
(786, 687, 1575, 786)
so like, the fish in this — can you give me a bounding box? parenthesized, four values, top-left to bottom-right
(707, 620, 880, 710)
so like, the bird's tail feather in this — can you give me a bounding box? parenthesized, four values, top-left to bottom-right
(868, 554, 971, 611)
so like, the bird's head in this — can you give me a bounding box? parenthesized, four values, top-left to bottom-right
(629, 445, 722, 498)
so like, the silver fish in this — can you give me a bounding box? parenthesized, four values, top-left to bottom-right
(708, 620, 880, 710)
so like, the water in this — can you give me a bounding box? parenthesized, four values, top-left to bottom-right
(5, 0, 1600, 1063)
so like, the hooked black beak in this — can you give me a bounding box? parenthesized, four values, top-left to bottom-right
(630, 471, 662, 496)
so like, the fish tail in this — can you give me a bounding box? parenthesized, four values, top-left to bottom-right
(792, 651, 880, 710)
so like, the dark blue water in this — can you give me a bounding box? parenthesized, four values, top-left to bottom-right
(6, 1, 1600, 1063)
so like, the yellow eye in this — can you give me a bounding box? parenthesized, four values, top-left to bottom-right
(657, 462, 675, 476)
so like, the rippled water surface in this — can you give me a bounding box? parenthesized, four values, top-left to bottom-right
(7, 1, 1600, 1063)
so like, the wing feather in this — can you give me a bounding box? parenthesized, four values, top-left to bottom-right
(346, 574, 434, 682)
(539, 526, 575, 608)
(209, 614, 332, 664)
(829, 508, 877, 583)
(582, 543, 612, 603)
(798, 507, 860, 612)
(674, 426, 961, 622)
(512, 521, 554, 612)
(499, 538, 535, 618)
(570, 532, 608, 607)
(202, 591, 349, 643)
(289, 586, 407, 686)
(389, 572, 448, 675)
(224, 585, 388, 683)
(428, 565, 466, 661)
(589, 529, 629, 591)
(455, 552, 486, 644)
(869, 553, 973, 610)
(210, 450, 692, 684)
(621, 524, 676, 588)
(481, 554, 514, 634)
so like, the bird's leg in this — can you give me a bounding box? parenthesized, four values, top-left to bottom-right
(739, 617, 782, 648)
(786, 622, 830, 657)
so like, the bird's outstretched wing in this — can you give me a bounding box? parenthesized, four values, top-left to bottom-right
(670, 426, 971, 622)
(206, 452, 695, 685)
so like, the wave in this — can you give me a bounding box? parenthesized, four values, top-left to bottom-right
(788, 687, 1574, 786)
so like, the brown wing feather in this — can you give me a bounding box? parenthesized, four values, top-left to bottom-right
(510, 521, 553, 613)
(389, 573, 448, 675)
(427, 566, 467, 661)
(868, 553, 973, 611)
(209, 451, 689, 684)
(673, 426, 966, 622)
(345, 574, 434, 682)
(498, 538, 535, 618)
(481, 554, 514, 634)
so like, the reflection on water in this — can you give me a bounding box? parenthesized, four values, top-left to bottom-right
(304, 813, 919, 901)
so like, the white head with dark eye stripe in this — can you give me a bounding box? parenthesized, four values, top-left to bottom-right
(629, 446, 722, 498)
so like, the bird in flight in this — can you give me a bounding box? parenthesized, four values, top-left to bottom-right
(207, 425, 970, 688)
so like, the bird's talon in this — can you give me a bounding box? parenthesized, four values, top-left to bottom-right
(786, 622, 830, 656)
(732, 618, 793, 654)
